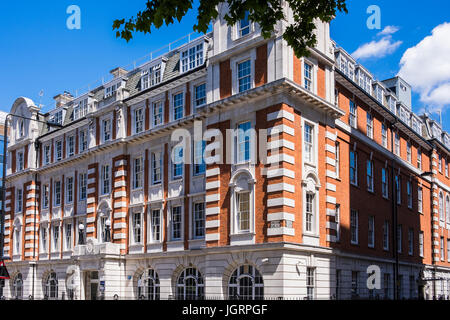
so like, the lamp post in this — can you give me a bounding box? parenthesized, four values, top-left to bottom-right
(0, 113, 62, 297)
(78, 223, 85, 245)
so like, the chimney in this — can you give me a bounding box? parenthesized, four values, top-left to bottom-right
(53, 91, 74, 108)
(110, 67, 128, 79)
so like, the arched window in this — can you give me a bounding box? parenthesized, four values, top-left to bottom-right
(439, 193, 445, 221)
(228, 265, 264, 300)
(447, 196, 450, 224)
(12, 273, 23, 300)
(137, 269, 160, 300)
(230, 171, 255, 235)
(303, 175, 320, 236)
(44, 272, 58, 299)
(176, 268, 204, 300)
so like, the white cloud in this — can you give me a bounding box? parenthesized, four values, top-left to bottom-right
(378, 25, 400, 36)
(352, 36, 402, 60)
(398, 22, 450, 110)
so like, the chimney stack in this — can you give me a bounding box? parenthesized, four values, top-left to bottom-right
(53, 91, 74, 108)
(110, 67, 128, 79)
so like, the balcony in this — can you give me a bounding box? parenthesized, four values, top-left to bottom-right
(72, 241, 121, 257)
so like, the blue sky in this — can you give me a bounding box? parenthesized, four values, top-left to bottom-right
(0, 0, 449, 131)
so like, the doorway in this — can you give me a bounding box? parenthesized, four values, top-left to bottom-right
(84, 271, 100, 300)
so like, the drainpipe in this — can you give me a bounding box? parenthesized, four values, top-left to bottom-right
(390, 122, 399, 300)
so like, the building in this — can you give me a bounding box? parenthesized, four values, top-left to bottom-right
(1, 4, 450, 300)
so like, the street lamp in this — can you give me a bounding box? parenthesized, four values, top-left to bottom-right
(0, 112, 62, 297)
(78, 223, 85, 245)
(105, 219, 111, 243)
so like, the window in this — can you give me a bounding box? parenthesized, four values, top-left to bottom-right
(176, 268, 204, 300)
(194, 83, 206, 107)
(73, 98, 88, 120)
(383, 220, 389, 251)
(101, 165, 110, 195)
(304, 62, 313, 91)
(305, 193, 315, 233)
(171, 206, 182, 241)
(16, 188, 23, 213)
(441, 237, 445, 260)
(152, 101, 163, 127)
(306, 268, 315, 300)
(350, 210, 358, 244)
(382, 123, 388, 148)
(419, 231, 424, 257)
(447, 240, 450, 262)
(384, 274, 391, 299)
(407, 142, 412, 163)
(382, 168, 389, 198)
(181, 43, 204, 73)
(366, 113, 373, 139)
(150, 209, 161, 242)
(79, 173, 87, 201)
(53, 111, 63, 125)
(418, 187, 423, 213)
(395, 175, 401, 205)
(67, 135, 75, 157)
(238, 11, 250, 37)
(53, 225, 60, 251)
(417, 149, 422, 170)
(132, 212, 142, 244)
(137, 269, 160, 300)
(394, 132, 400, 156)
(439, 155, 443, 173)
(44, 145, 51, 165)
(228, 265, 264, 300)
(304, 123, 314, 163)
(141, 64, 162, 90)
(152, 152, 162, 184)
(349, 100, 357, 128)
(66, 177, 73, 203)
(172, 147, 184, 179)
(439, 193, 445, 221)
(238, 60, 251, 93)
(79, 130, 88, 152)
(43, 185, 49, 209)
(409, 276, 415, 299)
(65, 224, 72, 250)
(407, 181, 412, 209)
(173, 92, 184, 121)
(368, 216, 375, 248)
(134, 108, 144, 134)
(408, 228, 414, 255)
(350, 151, 358, 186)
(17, 152, 24, 171)
(133, 157, 143, 189)
(44, 272, 58, 300)
(12, 273, 23, 300)
(237, 192, 250, 233)
(335, 204, 341, 241)
(18, 120, 24, 138)
(351, 271, 358, 297)
(54, 181, 61, 206)
(99, 216, 110, 243)
(194, 141, 206, 175)
(14, 224, 21, 255)
(237, 121, 251, 163)
(55, 140, 62, 161)
(446, 159, 449, 177)
(397, 225, 402, 253)
(446, 196, 450, 224)
(367, 160, 374, 192)
(102, 119, 112, 142)
(335, 142, 340, 178)
(193, 202, 205, 239)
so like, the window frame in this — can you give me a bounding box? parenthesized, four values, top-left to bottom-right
(350, 209, 359, 245)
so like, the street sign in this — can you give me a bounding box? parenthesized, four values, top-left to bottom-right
(0, 260, 10, 280)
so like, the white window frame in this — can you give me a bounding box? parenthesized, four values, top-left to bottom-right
(304, 122, 315, 164)
(131, 210, 143, 245)
(172, 92, 184, 121)
(366, 112, 373, 139)
(152, 100, 163, 127)
(194, 83, 206, 108)
(303, 61, 314, 92)
(350, 209, 359, 245)
(79, 173, 87, 201)
(43, 144, 51, 165)
(151, 151, 162, 185)
(367, 160, 374, 192)
(349, 100, 357, 129)
(16, 188, 23, 213)
(101, 165, 111, 195)
(237, 59, 252, 93)
(419, 231, 424, 257)
(170, 205, 182, 241)
(408, 228, 414, 256)
(42, 184, 49, 209)
(193, 202, 205, 239)
(368, 216, 375, 248)
(418, 187, 423, 213)
(17, 151, 24, 171)
(383, 220, 389, 251)
(407, 141, 412, 163)
(66, 176, 74, 204)
(133, 106, 145, 134)
(54, 180, 61, 207)
(55, 140, 62, 161)
(382, 168, 389, 199)
(149, 208, 162, 243)
(382, 123, 388, 148)
(67, 135, 75, 157)
(133, 156, 144, 190)
(237, 11, 251, 38)
(180, 42, 204, 73)
(65, 223, 72, 251)
(79, 129, 88, 152)
(407, 180, 412, 209)
(350, 151, 358, 186)
(102, 118, 112, 143)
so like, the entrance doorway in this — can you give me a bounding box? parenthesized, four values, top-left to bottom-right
(84, 271, 100, 300)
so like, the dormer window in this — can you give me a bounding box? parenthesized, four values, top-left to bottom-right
(141, 64, 162, 90)
(181, 43, 204, 73)
(105, 83, 121, 98)
(238, 11, 250, 37)
(53, 111, 63, 125)
(73, 98, 88, 121)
